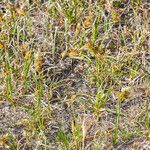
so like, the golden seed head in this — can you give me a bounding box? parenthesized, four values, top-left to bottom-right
(85, 42, 98, 55)
(75, 23, 81, 36)
(68, 49, 79, 58)
(25, 51, 31, 60)
(35, 50, 42, 73)
(83, 16, 92, 28)
(117, 87, 131, 101)
(0, 42, 4, 49)
(16, 8, 25, 16)
(96, 53, 103, 63)
(61, 50, 68, 60)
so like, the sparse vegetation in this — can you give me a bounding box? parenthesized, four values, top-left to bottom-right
(0, 0, 149, 149)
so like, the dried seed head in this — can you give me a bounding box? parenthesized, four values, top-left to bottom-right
(96, 53, 103, 63)
(85, 42, 98, 55)
(71, 95, 76, 100)
(111, 9, 120, 23)
(75, 23, 81, 36)
(0, 13, 4, 22)
(19, 44, 28, 55)
(16, 4, 26, 16)
(25, 51, 31, 60)
(61, 50, 68, 60)
(117, 87, 131, 101)
(16, 8, 25, 16)
(68, 49, 79, 58)
(83, 15, 92, 28)
(35, 50, 42, 73)
(7, 3, 15, 11)
(0, 42, 4, 49)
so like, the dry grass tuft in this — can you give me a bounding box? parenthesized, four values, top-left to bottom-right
(0, 0, 149, 149)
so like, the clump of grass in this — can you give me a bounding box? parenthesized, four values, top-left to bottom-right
(0, 0, 149, 149)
